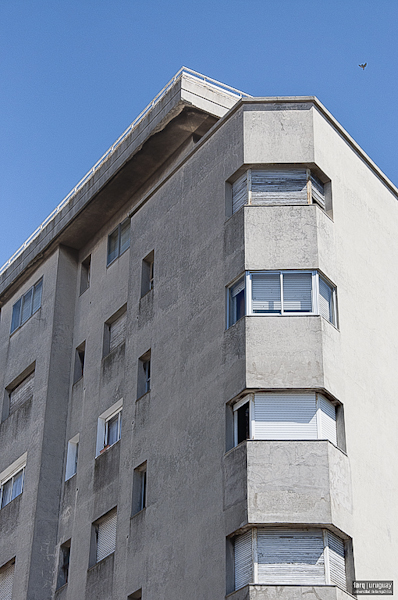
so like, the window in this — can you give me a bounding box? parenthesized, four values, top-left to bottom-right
(73, 342, 85, 383)
(107, 218, 130, 265)
(137, 351, 151, 398)
(10, 278, 43, 333)
(132, 462, 147, 514)
(56, 540, 71, 589)
(0, 454, 27, 509)
(103, 308, 127, 356)
(96, 400, 123, 456)
(4, 367, 35, 420)
(93, 509, 117, 563)
(0, 559, 15, 600)
(227, 271, 337, 327)
(231, 168, 327, 214)
(141, 250, 154, 296)
(65, 435, 79, 480)
(232, 392, 338, 447)
(234, 528, 346, 589)
(80, 255, 91, 295)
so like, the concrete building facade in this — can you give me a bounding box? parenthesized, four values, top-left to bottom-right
(0, 68, 396, 600)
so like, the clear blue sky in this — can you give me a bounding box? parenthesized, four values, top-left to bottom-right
(1, 0, 397, 269)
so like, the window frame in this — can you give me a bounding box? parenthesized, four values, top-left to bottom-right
(0, 454, 27, 509)
(227, 271, 337, 327)
(96, 400, 123, 457)
(65, 434, 79, 481)
(10, 278, 43, 334)
(107, 218, 131, 266)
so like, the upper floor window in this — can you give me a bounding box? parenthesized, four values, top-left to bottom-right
(231, 168, 327, 214)
(107, 218, 130, 265)
(228, 271, 337, 327)
(0, 454, 27, 509)
(10, 279, 43, 334)
(93, 508, 117, 563)
(141, 250, 154, 296)
(233, 392, 338, 447)
(96, 400, 123, 456)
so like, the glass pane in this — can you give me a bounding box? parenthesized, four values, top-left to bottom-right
(11, 470, 23, 499)
(1, 479, 13, 507)
(229, 278, 245, 326)
(32, 279, 43, 314)
(106, 414, 119, 446)
(21, 288, 33, 324)
(319, 277, 334, 323)
(252, 273, 281, 312)
(107, 229, 119, 265)
(283, 273, 312, 312)
(144, 361, 150, 392)
(120, 219, 130, 254)
(11, 299, 22, 333)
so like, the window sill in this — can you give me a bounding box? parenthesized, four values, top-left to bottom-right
(95, 440, 120, 459)
(136, 390, 150, 403)
(131, 507, 146, 519)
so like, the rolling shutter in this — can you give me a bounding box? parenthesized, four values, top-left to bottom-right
(257, 529, 325, 585)
(96, 511, 117, 562)
(0, 562, 14, 600)
(234, 530, 253, 590)
(318, 395, 337, 445)
(232, 173, 248, 214)
(9, 372, 34, 413)
(109, 312, 127, 352)
(251, 273, 281, 312)
(311, 175, 326, 209)
(283, 273, 313, 312)
(327, 531, 346, 589)
(253, 393, 318, 440)
(251, 169, 308, 205)
(319, 277, 334, 323)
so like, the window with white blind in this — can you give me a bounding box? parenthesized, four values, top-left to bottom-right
(10, 278, 43, 334)
(233, 392, 338, 447)
(234, 528, 346, 590)
(227, 271, 337, 327)
(104, 308, 127, 356)
(0, 560, 15, 600)
(96, 400, 123, 456)
(94, 509, 117, 563)
(0, 454, 27, 509)
(231, 168, 327, 214)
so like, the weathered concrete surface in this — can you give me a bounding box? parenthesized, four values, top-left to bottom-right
(227, 585, 354, 600)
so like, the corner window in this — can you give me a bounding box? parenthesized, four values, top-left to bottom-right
(96, 400, 123, 456)
(10, 278, 43, 334)
(107, 218, 130, 266)
(227, 271, 337, 327)
(65, 435, 79, 481)
(0, 454, 27, 509)
(232, 392, 338, 447)
(234, 527, 346, 589)
(132, 462, 147, 515)
(137, 351, 151, 398)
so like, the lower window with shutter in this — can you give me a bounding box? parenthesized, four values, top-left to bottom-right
(95, 509, 117, 563)
(234, 528, 347, 590)
(8, 371, 35, 415)
(109, 311, 127, 353)
(0, 560, 15, 600)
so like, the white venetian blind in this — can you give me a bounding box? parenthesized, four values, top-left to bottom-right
(253, 393, 318, 440)
(318, 395, 337, 446)
(319, 277, 334, 323)
(9, 372, 34, 413)
(283, 273, 313, 312)
(327, 531, 346, 589)
(96, 511, 117, 562)
(251, 169, 308, 205)
(109, 312, 127, 352)
(232, 172, 248, 213)
(311, 174, 326, 209)
(257, 529, 325, 585)
(0, 562, 14, 600)
(251, 273, 281, 312)
(234, 530, 253, 590)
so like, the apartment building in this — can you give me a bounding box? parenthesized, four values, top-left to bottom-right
(0, 68, 396, 600)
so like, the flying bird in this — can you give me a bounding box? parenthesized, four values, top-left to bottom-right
(359, 63, 367, 70)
